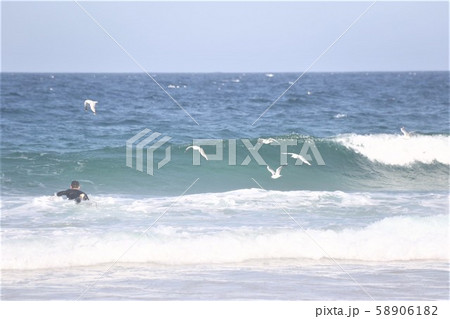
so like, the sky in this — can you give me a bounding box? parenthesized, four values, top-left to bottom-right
(1, 1, 449, 72)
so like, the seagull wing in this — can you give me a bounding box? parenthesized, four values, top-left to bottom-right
(266, 166, 275, 175)
(269, 138, 280, 144)
(282, 153, 295, 158)
(275, 166, 283, 175)
(299, 155, 311, 165)
(266, 165, 275, 175)
(185, 146, 193, 152)
(199, 147, 208, 160)
(400, 127, 409, 136)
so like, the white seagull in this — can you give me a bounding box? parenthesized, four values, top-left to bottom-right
(185, 145, 208, 160)
(400, 127, 411, 138)
(266, 165, 283, 179)
(258, 138, 279, 145)
(282, 152, 312, 165)
(84, 99, 98, 115)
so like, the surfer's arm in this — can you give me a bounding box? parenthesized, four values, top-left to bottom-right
(56, 190, 68, 197)
(81, 192, 89, 201)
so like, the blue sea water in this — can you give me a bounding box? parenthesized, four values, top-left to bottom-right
(1, 72, 449, 300)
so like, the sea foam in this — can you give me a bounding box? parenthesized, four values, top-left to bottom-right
(2, 214, 447, 269)
(333, 134, 450, 165)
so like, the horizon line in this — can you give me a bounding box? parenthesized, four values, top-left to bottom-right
(1, 69, 449, 74)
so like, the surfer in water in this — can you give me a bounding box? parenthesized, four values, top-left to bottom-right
(56, 180, 89, 204)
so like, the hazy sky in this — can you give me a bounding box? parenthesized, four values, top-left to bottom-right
(1, 1, 448, 72)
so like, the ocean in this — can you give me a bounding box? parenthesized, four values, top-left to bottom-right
(1, 72, 448, 300)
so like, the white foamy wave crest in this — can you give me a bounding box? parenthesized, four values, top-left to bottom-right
(334, 134, 450, 165)
(0, 190, 380, 218)
(2, 215, 447, 269)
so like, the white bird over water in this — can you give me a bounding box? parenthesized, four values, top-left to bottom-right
(282, 152, 312, 165)
(258, 138, 279, 144)
(185, 145, 208, 160)
(400, 127, 411, 138)
(267, 165, 283, 179)
(84, 100, 98, 115)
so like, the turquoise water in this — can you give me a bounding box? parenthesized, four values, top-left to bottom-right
(1, 72, 449, 300)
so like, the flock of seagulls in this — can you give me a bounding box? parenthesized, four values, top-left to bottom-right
(83, 100, 412, 180)
(261, 127, 412, 179)
(184, 138, 312, 180)
(81, 100, 306, 180)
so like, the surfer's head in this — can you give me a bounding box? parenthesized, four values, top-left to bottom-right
(71, 180, 80, 189)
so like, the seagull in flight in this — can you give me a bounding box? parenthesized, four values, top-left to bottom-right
(186, 145, 208, 160)
(84, 100, 98, 115)
(283, 152, 312, 165)
(258, 138, 279, 145)
(266, 165, 283, 179)
(400, 127, 411, 138)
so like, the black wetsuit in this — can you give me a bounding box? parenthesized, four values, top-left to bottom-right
(57, 189, 89, 204)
